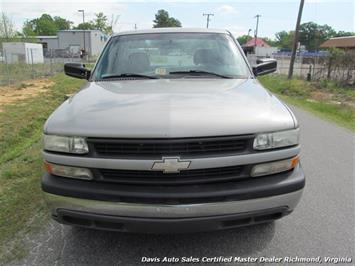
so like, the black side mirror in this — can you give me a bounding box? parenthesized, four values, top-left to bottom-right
(252, 59, 277, 76)
(64, 63, 91, 80)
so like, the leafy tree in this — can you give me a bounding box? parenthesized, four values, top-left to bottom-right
(74, 22, 96, 30)
(263, 37, 278, 47)
(275, 30, 294, 49)
(23, 14, 57, 36)
(334, 31, 355, 37)
(53, 16, 72, 30)
(92, 12, 112, 35)
(274, 23, 353, 51)
(299, 22, 336, 51)
(73, 13, 112, 34)
(237, 35, 252, 45)
(23, 14, 72, 36)
(153, 9, 182, 28)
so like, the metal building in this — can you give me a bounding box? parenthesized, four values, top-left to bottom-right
(37, 30, 108, 57)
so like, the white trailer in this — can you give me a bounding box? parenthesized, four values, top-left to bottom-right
(2, 42, 44, 64)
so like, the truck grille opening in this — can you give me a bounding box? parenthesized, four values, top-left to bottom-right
(87, 135, 254, 158)
(96, 165, 250, 186)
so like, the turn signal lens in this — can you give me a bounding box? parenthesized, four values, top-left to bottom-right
(44, 162, 93, 180)
(251, 156, 300, 177)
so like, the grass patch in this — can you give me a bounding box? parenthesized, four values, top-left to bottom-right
(0, 62, 65, 87)
(258, 75, 355, 131)
(0, 73, 85, 262)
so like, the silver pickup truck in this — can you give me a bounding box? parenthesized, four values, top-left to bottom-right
(41, 28, 305, 233)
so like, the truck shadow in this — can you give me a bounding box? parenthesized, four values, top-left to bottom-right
(64, 222, 275, 264)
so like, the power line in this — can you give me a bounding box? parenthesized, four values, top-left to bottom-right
(203, 13, 214, 28)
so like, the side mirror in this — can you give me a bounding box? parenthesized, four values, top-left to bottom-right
(64, 63, 91, 80)
(252, 58, 277, 76)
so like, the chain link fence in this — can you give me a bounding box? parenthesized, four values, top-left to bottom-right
(0, 47, 93, 87)
(274, 53, 355, 86)
(247, 51, 355, 86)
(0, 44, 95, 86)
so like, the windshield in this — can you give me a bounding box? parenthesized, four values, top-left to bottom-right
(93, 33, 251, 80)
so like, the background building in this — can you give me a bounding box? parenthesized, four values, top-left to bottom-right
(320, 36, 355, 52)
(36, 30, 108, 57)
(242, 37, 278, 58)
(2, 42, 44, 64)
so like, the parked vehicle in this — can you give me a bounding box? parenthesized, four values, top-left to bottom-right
(41, 28, 305, 233)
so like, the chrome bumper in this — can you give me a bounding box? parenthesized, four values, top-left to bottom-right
(44, 189, 303, 219)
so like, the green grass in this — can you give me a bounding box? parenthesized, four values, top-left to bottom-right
(0, 62, 65, 86)
(258, 75, 355, 132)
(0, 73, 85, 262)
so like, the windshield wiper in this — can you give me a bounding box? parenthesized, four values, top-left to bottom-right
(169, 70, 233, 79)
(100, 73, 158, 79)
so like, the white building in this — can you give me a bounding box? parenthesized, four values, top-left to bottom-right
(2, 42, 44, 64)
(37, 30, 108, 57)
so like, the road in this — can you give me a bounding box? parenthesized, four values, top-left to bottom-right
(9, 107, 354, 266)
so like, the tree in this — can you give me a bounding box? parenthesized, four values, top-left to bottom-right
(275, 30, 294, 49)
(326, 47, 345, 79)
(237, 35, 252, 45)
(263, 37, 278, 47)
(334, 31, 355, 37)
(153, 10, 182, 28)
(0, 12, 17, 38)
(274, 23, 353, 51)
(73, 13, 112, 34)
(298, 22, 337, 51)
(23, 14, 72, 36)
(53, 16, 72, 30)
(92, 12, 112, 35)
(74, 22, 96, 30)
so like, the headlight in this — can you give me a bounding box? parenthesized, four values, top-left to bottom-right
(251, 156, 299, 177)
(253, 128, 299, 150)
(44, 162, 93, 180)
(43, 135, 88, 154)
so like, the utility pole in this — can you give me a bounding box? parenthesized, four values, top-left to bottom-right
(254, 14, 261, 47)
(288, 0, 305, 79)
(203, 13, 214, 28)
(78, 10, 86, 57)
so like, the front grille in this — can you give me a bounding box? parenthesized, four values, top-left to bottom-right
(88, 135, 253, 158)
(95, 165, 250, 186)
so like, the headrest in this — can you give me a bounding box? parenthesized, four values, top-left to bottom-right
(193, 49, 219, 65)
(127, 52, 150, 72)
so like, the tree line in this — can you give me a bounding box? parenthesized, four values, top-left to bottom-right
(1, 9, 353, 52)
(0, 12, 114, 37)
(0, 9, 181, 39)
(237, 22, 354, 51)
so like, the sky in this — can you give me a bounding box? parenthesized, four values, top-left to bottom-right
(1, 0, 354, 39)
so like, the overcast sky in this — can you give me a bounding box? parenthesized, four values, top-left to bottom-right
(1, 0, 354, 38)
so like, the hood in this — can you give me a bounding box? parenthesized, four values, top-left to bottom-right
(45, 78, 296, 138)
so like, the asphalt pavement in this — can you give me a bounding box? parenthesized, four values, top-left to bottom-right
(8, 106, 355, 266)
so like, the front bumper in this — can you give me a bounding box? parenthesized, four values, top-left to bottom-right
(42, 165, 305, 233)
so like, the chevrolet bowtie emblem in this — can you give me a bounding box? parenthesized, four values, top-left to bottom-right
(151, 157, 191, 173)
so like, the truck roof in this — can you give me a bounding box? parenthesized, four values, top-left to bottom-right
(113, 28, 229, 36)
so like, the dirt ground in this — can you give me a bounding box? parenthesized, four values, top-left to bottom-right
(0, 79, 54, 112)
